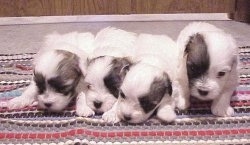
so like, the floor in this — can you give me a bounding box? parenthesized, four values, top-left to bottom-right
(0, 19, 249, 54)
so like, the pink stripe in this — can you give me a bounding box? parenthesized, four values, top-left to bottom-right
(0, 128, 249, 140)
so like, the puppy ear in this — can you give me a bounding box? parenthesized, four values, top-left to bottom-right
(113, 57, 133, 81)
(185, 33, 208, 57)
(104, 57, 133, 98)
(138, 73, 172, 113)
(55, 50, 84, 88)
(184, 33, 210, 79)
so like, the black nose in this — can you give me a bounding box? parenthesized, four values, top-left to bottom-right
(93, 101, 102, 109)
(198, 89, 209, 96)
(123, 115, 131, 121)
(44, 103, 52, 108)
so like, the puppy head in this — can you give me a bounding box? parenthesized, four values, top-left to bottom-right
(185, 32, 238, 100)
(34, 50, 83, 112)
(84, 56, 131, 114)
(117, 63, 172, 123)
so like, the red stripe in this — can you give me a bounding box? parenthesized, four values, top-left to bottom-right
(0, 128, 249, 140)
(37, 133, 46, 139)
(108, 132, 115, 137)
(46, 133, 52, 139)
(190, 100, 250, 108)
(116, 132, 123, 137)
(15, 64, 33, 70)
(132, 131, 140, 136)
(22, 133, 28, 139)
(29, 133, 37, 139)
(76, 129, 84, 134)
(0, 86, 17, 92)
(0, 105, 75, 112)
(214, 130, 223, 135)
(236, 90, 250, 94)
(15, 133, 22, 139)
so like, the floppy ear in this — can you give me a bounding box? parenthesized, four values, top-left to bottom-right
(184, 33, 210, 79)
(111, 57, 133, 81)
(138, 72, 172, 113)
(104, 57, 133, 98)
(56, 50, 83, 78)
(145, 72, 172, 102)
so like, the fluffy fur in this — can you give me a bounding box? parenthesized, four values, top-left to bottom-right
(8, 32, 95, 112)
(76, 27, 136, 123)
(177, 22, 239, 117)
(116, 33, 189, 123)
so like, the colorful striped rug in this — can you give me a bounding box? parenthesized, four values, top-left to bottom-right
(0, 47, 250, 145)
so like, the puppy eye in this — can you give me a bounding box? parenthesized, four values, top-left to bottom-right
(120, 91, 126, 99)
(87, 84, 92, 89)
(217, 71, 226, 78)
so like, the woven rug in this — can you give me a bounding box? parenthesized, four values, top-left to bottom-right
(0, 47, 250, 145)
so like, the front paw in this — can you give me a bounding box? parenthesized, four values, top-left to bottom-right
(176, 96, 190, 110)
(76, 105, 95, 117)
(157, 106, 177, 122)
(102, 110, 121, 123)
(7, 97, 34, 109)
(211, 105, 234, 117)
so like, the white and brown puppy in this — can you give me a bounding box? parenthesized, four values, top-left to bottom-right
(7, 32, 95, 112)
(177, 22, 238, 117)
(76, 27, 136, 123)
(116, 34, 187, 123)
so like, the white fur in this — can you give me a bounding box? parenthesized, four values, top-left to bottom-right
(8, 32, 95, 112)
(85, 57, 118, 113)
(117, 34, 187, 123)
(102, 101, 120, 123)
(77, 27, 136, 123)
(7, 81, 38, 109)
(177, 22, 223, 58)
(118, 63, 174, 123)
(90, 27, 136, 59)
(136, 34, 190, 110)
(177, 22, 239, 117)
(37, 32, 95, 76)
(76, 92, 95, 117)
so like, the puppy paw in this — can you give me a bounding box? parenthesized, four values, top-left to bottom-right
(157, 106, 177, 122)
(76, 105, 95, 117)
(173, 84, 190, 110)
(7, 97, 35, 109)
(102, 109, 121, 123)
(211, 105, 234, 117)
(176, 96, 190, 110)
(76, 92, 95, 117)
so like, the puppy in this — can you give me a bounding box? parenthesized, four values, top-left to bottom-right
(76, 27, 136, 123)
(177, 22, 238, 117)
(116, 34, 186, 123)
(7, 32, 95, 112)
